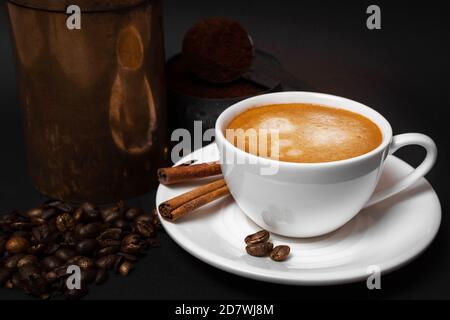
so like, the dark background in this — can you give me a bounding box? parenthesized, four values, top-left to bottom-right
(0, 0, 449, 299)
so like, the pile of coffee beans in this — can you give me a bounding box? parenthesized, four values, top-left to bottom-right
(244, 230, 290, 262)
(0, 200, 161, 299)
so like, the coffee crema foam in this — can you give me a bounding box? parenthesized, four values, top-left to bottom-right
(226, 103, 383, 163)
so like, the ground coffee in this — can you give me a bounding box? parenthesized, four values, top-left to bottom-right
(182, 18, 254, 83)
(167, 55, 265, 99)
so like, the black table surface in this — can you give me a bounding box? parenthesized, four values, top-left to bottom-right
(0, 0, 449, 300)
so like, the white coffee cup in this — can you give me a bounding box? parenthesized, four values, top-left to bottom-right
(215, 92, 437, 237)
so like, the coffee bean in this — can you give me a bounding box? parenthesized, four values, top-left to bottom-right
(51, 262, 68, 275)
(98, 238, 121, 248)
(125, 207, 143, 221)
(54, 248, 76, 261)
(122, 234, 141, 246)
(81, 267, 97, 285)
(135, 214, 152, 224)
(56, 213, 75, 232)
(41, 208, 58, 220)
(245, 230, 270, 245)
(5, 279, 14, 289)
(95, 268, 108, 285)
(118, 260, 134, 276)
(65, 287, 88, 300)
(101, 207, 122, 223)
(121, 234, 144, 255)
(25, 208, 43, 219)
(6, 236, 30, 254)
(76, 239, 98, 256)
(43, 271, 58, 283)
(270, 245, 290, 261)
(75, 257, 95, 270)
(17, 255, 38, 268)
(3, 254, 25, 270)
(31, 224, 50, 243)
(41, 256, 63, 271)
(97, 245, 120, 257)
(121, 243, 144, 255)
(121, 240, 144, 255)
(40, 293, 51, 300)
(30, 217, 46, 226)
(77, 223, 102, 239)
(73, 208, 83, 223)
(80, 202, 97, 215)
(45, 200, 73, 213)
(245, 242, 273, 257)
(82, 203, 101, 222)
(66, 256, 80, 265)
(97, 228, 122, 241)
(96, 255, 118, 270)
(112, 218, 129, 230)
(135, 221, 155, 238)
(116, 252, 138, 261)
(85, 211, 101, 222)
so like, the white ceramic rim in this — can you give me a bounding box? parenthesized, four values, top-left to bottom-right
(215, 91, 394, 168)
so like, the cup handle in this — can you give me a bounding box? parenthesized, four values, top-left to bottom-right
(364, 133, 437, 208)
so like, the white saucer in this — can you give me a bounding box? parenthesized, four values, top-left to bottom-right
(156, 144, 441, 285)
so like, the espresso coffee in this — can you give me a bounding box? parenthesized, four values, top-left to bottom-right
(226, 103, 382, 163)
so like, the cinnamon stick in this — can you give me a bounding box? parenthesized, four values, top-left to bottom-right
(159, 179, 230, 221)
(158, 162, 222, 185)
